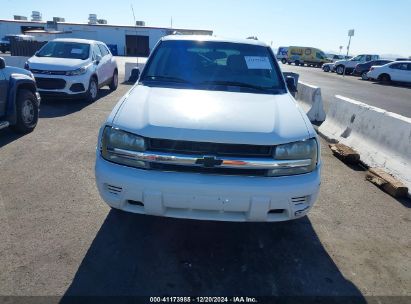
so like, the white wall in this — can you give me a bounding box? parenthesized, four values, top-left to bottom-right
(0, 20, 211, 56)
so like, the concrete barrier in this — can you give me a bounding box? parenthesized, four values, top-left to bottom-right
(4, 56, 29, 68)
(125, 59, 147, 82)
(319, 95, 411, 195)
(296, 81, 326, 122)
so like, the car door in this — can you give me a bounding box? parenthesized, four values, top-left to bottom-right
(98, 44, 112, 82)
(395, 63, 409, 82)
(0, 70, 7, 117)
(92, 44, 105, 85)
(388, 63, 406, 81)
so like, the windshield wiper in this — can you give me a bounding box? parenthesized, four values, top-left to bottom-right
(200, 80, 274, 91)
(142, 75, 191, 83)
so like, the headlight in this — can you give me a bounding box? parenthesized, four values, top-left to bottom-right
(268, 138, 318, 176)
(66, 66, 88, 76)
(101, 126, 148, 168)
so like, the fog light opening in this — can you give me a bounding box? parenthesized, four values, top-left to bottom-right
(128, 200, 144, 207)
(268, 209, 285, 214)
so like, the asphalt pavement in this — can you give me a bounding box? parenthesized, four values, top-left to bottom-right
(0, 82, 410, 301)
(281, 63, 411, 118)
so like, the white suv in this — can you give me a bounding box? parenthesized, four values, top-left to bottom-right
(25, 38, 118, 101)
(95, 36, 321, 222)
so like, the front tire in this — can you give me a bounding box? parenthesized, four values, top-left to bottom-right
(336, 65, 345, 75)
(86, 77, 98, 102)
(281, 58, 287, 64)
(109, 70, 118, 91)
(323, 66, 330, 72)
(11, 89, 38, 134)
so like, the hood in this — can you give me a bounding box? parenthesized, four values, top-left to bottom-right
(27, 56, 89, 70)
(110, 85, 312, 146)
(334, 60, 345, 65)
(3, 66, 33, 79)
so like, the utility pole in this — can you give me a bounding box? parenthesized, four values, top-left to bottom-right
(131, 4, 139, 65)
(171, 17, 173, 28)
(347, 29, 354, 57)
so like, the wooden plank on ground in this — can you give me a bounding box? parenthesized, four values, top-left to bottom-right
(366, 168, 408, 198)
(329, 143, 360, 164)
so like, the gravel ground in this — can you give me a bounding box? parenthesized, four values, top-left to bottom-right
(0, 81, 410, 302)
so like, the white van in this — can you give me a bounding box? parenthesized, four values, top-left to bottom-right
(276, 47, 288, 64)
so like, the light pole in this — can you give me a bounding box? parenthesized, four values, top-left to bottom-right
(339, 45, 343, 55)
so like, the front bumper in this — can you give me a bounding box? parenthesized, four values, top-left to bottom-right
(33, 72, 90, 98)
(95, 155, 321, 222)
(352, 69, 365, 76)
(35, 92, 41, 106)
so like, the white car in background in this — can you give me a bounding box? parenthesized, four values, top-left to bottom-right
(25, 38, 118, 101)
(367, 61, 411, 83)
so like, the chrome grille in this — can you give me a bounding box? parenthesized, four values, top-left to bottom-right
(148, 138, 273, 157)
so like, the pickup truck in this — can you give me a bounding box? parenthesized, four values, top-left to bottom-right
(334, 54, 379, 75)
(95, 36, 321, 222)
(0, 57, 41, 133)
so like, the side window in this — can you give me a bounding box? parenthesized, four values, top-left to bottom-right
(366, 55, 372, 61)
(407, 63, 411, 71)
(391, 63, 408, 70)
(93, 44, 102, 60)
(399, 63, 408, 70)
(98, 44, 109, 57)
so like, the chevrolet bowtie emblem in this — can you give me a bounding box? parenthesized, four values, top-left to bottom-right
(195, 156, 223, 168)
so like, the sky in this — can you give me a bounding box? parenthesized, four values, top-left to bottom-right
(1, 0, 410, 57)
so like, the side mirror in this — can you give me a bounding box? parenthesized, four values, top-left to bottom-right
(95, 54, 102, 65)
(286, 76, 297, 93)
(128, 67, 140, 83)
(0, 57, 5, 69)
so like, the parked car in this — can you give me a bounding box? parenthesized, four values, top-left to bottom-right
(276, 46, 289, 64)
(367, 61, 411, 84)
(0, 57, 41, 133)
(322, 62, 335, 73)
(287, 46, 330, 67)
(95, 35, 321, 222)
(334, 54, 379, 75)
(353, 59, 393, 80)
(0, 34, 35, 53)
(326, 54, 344, 62)
(25, 38, 118, 101)
(0, 36, 11, 53)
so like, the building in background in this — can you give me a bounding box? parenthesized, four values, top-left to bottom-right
(0, 13, 213, 56)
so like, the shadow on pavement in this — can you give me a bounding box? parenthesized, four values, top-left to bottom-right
(372, 81, 411, 89)
(0, 128, 25, 148)
(39, 88, 112, 118)
(61, 210, 365, 301)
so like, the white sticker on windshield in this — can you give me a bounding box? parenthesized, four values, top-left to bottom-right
(71, 48, 83, 54)
(244, 56, 271, 69)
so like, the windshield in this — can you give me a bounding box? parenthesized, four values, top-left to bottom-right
(141, 40, 285, 94)
(351, 55, 365, 61)
(36, 41, 90, 60)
